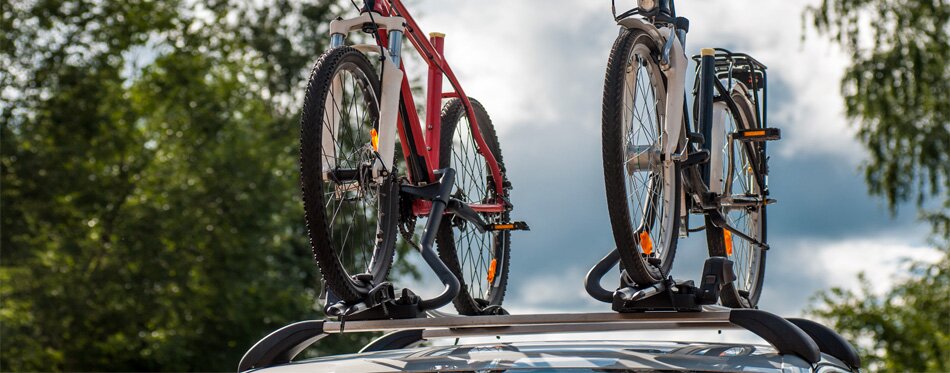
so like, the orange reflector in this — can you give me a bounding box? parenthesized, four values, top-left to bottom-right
(638, 231, 653, 256)
(486, 258, 498, 283)
(724, 230, 734, 256)
(744, 130, 766, 137)
(370, 128, 379, 151)
(493, 224, 514, 230)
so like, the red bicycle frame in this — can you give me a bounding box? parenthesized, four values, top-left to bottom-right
(369, 1, 507, 216)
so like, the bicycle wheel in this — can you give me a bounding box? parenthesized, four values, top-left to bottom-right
(299, 46, 399, 303)
(436, 98, 511, 315)
(602, 29, 681, 286)
(706, 83, 767, 308)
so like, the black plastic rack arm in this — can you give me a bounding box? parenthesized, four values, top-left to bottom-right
(237, 308, 860, 372)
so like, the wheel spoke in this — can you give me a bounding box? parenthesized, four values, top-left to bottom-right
(445, 103, 506, 307)
(317, 65, 384, 279)
(620, 46, 672, 268)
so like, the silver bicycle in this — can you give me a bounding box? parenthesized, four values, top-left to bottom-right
(602, 0, 780, 308)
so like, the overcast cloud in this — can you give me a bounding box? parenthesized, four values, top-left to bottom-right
(388, 0, 938, 323)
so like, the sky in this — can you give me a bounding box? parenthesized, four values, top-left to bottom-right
(382, 0, 941, 339)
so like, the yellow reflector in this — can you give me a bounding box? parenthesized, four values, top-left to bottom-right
(639, 231, 653, 256)
(744, 130, 766, 137)
(370, 128, 379, 151)
(486, 258, 498, 283)
(724, 230, 734, 256)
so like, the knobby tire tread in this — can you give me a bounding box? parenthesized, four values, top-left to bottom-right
(436, 98, 511, 315)
(300, 46, 398, 304)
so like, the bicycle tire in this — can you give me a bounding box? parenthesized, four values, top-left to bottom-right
(299, 46, 399, 304)
(435, 98, 511, 315)
(602, 29, 682, 286)
(705, 83, 767, 308)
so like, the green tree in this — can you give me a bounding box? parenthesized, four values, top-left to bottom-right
(808, 252, 950, 371)
(805, 0, 949, 239)
(804, 1, 950, 371)
(1, 0, 378, 370)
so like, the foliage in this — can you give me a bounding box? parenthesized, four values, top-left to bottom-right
(804, 0, 949, 238)
(1, 0, 382, 370)
(808, 250, 950, 372)
(804, 2, 950, 371)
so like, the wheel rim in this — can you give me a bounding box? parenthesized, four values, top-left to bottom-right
(620, 42, 676, 276)
(448, 113, 505, 304)
(320, 62, 387, 284)
(720, 93, 762, 301)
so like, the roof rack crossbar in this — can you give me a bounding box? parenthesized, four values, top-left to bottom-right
(420, 319, 735, 339)
(321, 309, 732, 333)
(238, 309, 833, 371)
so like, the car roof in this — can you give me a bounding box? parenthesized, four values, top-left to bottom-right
(253, 339, 849, 372)
(240, 310, 862, 372)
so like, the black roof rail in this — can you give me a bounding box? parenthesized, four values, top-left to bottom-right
(788, 318, 861, 370)
(238, 320, 325, 372)
(359, 329, 424, 353)
(235, 308, 861, 372)
(729, 309, 820, 363)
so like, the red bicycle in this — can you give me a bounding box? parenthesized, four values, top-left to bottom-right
(299, 0, 525, 316)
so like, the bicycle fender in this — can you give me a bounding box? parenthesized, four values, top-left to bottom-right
(661, 27, 687, 157)
(616, 18, 664, 48)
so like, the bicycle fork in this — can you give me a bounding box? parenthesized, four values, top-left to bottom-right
(328, 12, 405, 181)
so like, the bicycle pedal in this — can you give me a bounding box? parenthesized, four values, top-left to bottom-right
(732, 128, 781, 142)
(486, 221, 530, 231)
(679, 150, 709, 167)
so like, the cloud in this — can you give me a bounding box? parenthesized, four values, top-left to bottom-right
(761, 233, 941, 318)
(410, 0, 864, 161)
(671, 1, 862, 162)
(788, 236, 941, 295)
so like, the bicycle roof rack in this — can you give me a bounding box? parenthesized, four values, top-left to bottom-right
(240, 246, 860, 372)
(238, 307, 860, 372)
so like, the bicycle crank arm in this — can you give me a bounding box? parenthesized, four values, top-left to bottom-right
(445, 199, 488, 233)
(707, 211, 770, 250)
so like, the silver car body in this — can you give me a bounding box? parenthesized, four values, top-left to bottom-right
(254, 340, 854, 372)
